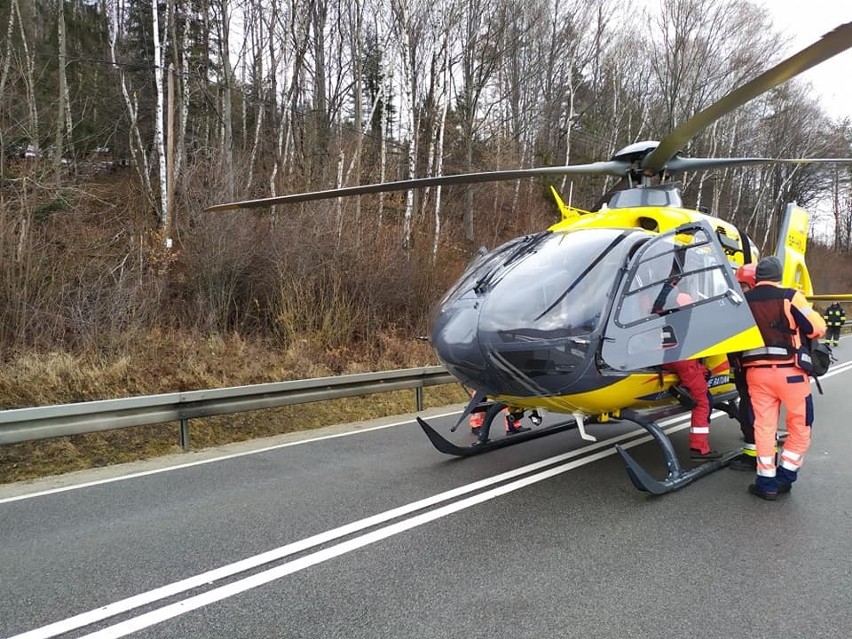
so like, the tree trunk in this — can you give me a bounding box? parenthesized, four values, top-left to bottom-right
(431, 24, 451, 264)
(108, 0, 156, 217)
(351, 0, 363, 244)
(13, 0, 39, 157)
(152, 0, 170, 230)
(54, 0, 73, 178)
(217, 0, 235, 199)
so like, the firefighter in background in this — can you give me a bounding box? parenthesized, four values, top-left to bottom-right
(728, 263, 757, 471)
(823, 302, 845, 347)
(739, 256, 826, 500)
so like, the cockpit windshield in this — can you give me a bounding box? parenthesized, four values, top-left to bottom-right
(477, 228, 635, 338)
(440, 232, 550, 307)
(430, 227, 648, 396)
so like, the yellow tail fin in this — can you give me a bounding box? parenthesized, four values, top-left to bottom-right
(775, 203, 813, 295)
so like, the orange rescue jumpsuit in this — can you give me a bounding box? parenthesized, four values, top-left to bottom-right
(741, 282, 826, 493)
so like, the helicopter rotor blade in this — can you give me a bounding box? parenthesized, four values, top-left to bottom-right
(642, 21, 852, 175)
(666, 156, 852, 173)
(205, 161, 631, 212)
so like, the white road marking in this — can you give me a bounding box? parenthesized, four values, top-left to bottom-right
(9, 416, 692, 639)
(0, 411, 462, 505)
(76, 430, 673, 639)
(7, 359, 852, 638)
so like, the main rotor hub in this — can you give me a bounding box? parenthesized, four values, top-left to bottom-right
(611, 141, 662, 163)
(611, 141, 680, 185)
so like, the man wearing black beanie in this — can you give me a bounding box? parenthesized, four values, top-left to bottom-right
(737, 256, 825, 500)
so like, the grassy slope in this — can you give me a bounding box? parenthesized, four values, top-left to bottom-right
(0, 332, 469, 483)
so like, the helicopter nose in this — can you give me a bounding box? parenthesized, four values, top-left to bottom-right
(430, 299, 487, 386)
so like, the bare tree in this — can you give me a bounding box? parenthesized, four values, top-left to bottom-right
(53, 0, 74, 176)
(213, 0, 236, 199)
(107, 0, 156, 216)
(430, 1, 457, 262)
(152, 0, 171, 231)
(12, 0, 39, 156)
(388, 0, 435, 251)
(456, 0, 508, 243)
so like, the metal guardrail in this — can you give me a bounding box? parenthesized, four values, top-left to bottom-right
(3, 321, 848, 451)
(0, 366, 456, 449)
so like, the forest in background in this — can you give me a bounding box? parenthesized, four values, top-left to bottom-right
(1, 0, 852, 409)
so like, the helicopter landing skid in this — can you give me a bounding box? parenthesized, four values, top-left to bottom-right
(614, 408, 740, 495)
(416, 413, 580, 457)
(418, 393, 743, 493)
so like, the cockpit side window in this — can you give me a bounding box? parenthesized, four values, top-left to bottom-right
(616, 228, 729, 327)
(601, 220, 759, 371)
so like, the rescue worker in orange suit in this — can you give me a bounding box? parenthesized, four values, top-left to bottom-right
(823, 302, 845, 347)
(653, 276, 717, 460)
(740, 256, 826, 500)
(728, 263, 758, 471)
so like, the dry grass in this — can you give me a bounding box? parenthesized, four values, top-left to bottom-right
(0, 330, 467, 484)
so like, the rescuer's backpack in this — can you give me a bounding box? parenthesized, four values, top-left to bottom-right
(797, 339, 833, 396)
(796, 339, 834, 377)
(809, 339, 833, 377)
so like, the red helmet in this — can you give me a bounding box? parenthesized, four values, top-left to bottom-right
(736, 263, 757, 289)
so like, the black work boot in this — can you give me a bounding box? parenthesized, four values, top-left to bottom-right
(748, 484, 778, 501)
(728, 455, 757, 471)
(690, 448, 721, 461)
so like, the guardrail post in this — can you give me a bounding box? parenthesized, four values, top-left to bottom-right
(415, 386, 424, 412)
(179, 418, 190, 452)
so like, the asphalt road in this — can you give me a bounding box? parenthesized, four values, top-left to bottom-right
(2, 344, 852, 639)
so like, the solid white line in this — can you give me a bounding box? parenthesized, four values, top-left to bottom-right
(76, 427, 685, 639)
(0, 410, 462, 505)
(820, 358, 852, 378)
(8, 416, 691, 639)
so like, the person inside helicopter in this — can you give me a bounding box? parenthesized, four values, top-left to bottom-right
(649, 253, 718, 461)
(655, 277, 721, 461)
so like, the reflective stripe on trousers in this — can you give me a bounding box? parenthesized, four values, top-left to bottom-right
(663, 359, 712, 454)
(744, 365, 813, 491)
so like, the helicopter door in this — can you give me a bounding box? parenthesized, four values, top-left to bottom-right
(601, 220, 763, 371)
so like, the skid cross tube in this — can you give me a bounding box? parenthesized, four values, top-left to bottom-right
(473, 402, 508, 446)
(614, 408, 740, 495)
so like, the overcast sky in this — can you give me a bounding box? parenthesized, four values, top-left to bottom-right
(758, 0, 852, 121)
(754, 2, 851, 236)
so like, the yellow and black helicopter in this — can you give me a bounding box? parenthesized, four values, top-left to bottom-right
(208, 22, 852, 494)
